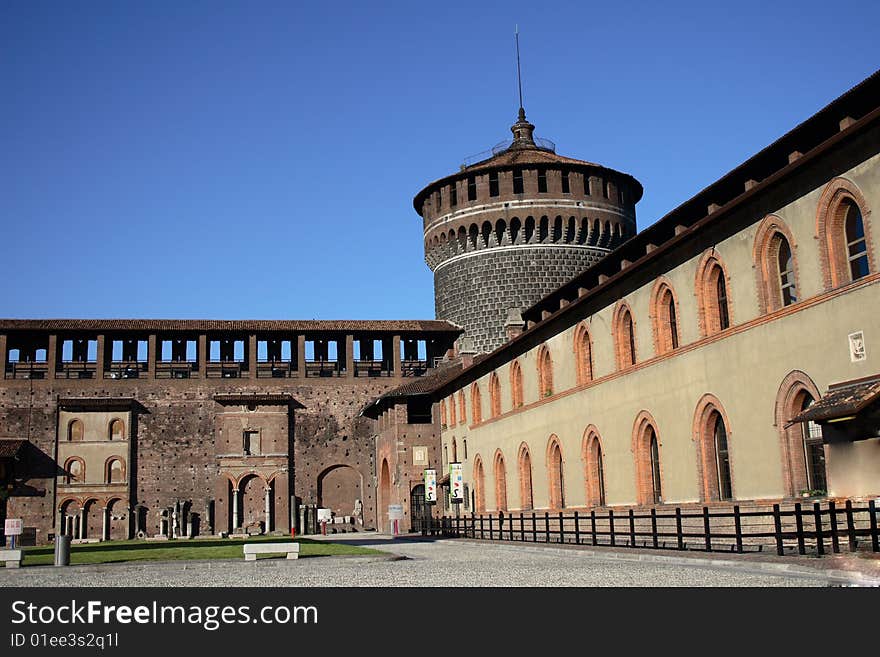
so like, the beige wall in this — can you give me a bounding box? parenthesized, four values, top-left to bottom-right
(827, 438, 880, 498)
(441, 153, 880, 511)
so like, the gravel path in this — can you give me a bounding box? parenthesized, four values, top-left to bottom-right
(1, 535, 862, 587)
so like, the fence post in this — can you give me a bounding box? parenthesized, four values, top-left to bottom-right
(590, 510, 597, 546)
(520, 512, 524, 543)
(733, 505, 743, 554)
(479, 514, 484, 540)
(650, 508, 658, 549)
(510, 514, 514, 542)
(488, 514, 494, 541)
(828, 501, 840, 554)
(609, 509, 616, 547)
(558, 511, 564, 544)
(773, 504, 784, 556)
(628, 509, 636, 548)
(703, 506, 711, 552)
(531, 512, 537, 543)
(456, 514, 461, 538)
(813, 502, 824, 557)
(870, 500, 879, 553)
(675, 507, 684, 550)
(471, 512, 476, 539)
(794, 502, 806, 555)
(574, 511, 580, 545)
(845, 500, 857, 552)
(544, 512, 550, 543)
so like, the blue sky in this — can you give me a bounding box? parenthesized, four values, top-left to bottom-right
(2, 1, 878, 320)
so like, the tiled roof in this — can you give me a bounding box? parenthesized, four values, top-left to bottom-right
(0, 439, 26, 458)
(0, 319, 461, 333)
(790, 377, 880, 424)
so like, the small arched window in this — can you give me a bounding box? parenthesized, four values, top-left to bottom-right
(449, 394, 457, 426)
(458, 391, 466, 425)
(106, 458, 125, 484)
(494, 451, 508, 512)
(440, 400, 447, 428)
(462, 439, 467, 460)
(651, 281, 680, 355)
(473, 456, 485, 513)
(713, 413, 732, 500)
(547, 436, 565, 509)
(518, 444, 533, 511)
(777, 238, 797, 306)
(537, 346, 553, 397)
(574, 324, 593, 384)
(754, 217, 800, 313)
(108, 419, 124, 441)
(845, 201, 870, 281)
(510, 361, 524, 408)
(470, 383, 482, 424)
(716, 274, 730, 330)
(64, 458, 84, 484)
(649, 428, 662, 504)
(583, 428, 606, 507)
(68, 419, 84, 442)
(452, 437, 458, 463)
(614, 304, 637, 369)
(696, 252, 732, 336)
(489, 373, 501, 418)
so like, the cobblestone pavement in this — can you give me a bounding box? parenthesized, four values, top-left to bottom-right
(4, 534, 876, 587)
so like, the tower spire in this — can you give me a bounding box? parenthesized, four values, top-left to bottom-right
(510, 25, 536, 148)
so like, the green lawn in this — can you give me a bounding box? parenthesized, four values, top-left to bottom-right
(11, 535, 382, 567)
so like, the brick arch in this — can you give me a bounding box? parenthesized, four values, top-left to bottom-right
(472, 455, 486, 513)
(103, 455, 127, 484)
(63, 456, 85, 484)
(378, 458, 391, 532)
(573, 322, 593, 385)
(493, 449, 508, 511)
(489, 372, 502, 418)
(234, 472, 268, 489)
(58, 496, 84, 512)
(517, 443, 534, 511)
(317, 464, 363, 517)
(692, 394, 735, 502)
(648, 277, 682, 356)
(536, 345, 554, 397)
(470, 382, 482, 424)
(753, 214, 801, 313)
(510, 360, 524, 408)
(612, 300, 638, 370)
(694, 249, 733, 337)
(546, 434, 565, 509)
(67, 419, 84, 442)
(631, 411, 663, 505)
(457, 390, 466, 425)
(439, 399, 447, 428)
(581, 425, 606, 507)
(448, 392, 457, 425)
(108, 418, 125, 441)
(774, 370, 823, 497)
(815, 177, 874, 289)
(266, 470, 286, 485)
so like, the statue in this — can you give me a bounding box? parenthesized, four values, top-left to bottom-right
(353, 498, 363, 524)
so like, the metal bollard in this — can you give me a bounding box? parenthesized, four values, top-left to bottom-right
(54, 535, 71, 567)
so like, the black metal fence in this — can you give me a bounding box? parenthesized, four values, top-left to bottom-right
(424, 500, 880, 557)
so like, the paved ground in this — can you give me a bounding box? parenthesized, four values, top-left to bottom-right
(4, 534, 877, 587)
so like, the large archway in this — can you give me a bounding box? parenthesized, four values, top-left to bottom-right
(378, 458, 391, 533)
(239, 474, 269, 533)
(317, 464, 363, 518)
(106, 497, 129, 541)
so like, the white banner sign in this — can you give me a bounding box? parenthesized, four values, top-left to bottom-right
(424, 469, 437, 503)
(4, 519, 23, 536)
(450, 462, 463, 502)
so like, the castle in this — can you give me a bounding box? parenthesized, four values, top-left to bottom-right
(2, 69, 879, 544)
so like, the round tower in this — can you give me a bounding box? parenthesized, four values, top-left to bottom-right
(414, 109, 643, 353)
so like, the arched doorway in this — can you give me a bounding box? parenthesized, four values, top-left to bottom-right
(410, 484, 428, 533)
(239, 474, 270, 534)
(378, 459, 391, 533)
(106, 498, 129, 541)
(317, 464, 363, 519)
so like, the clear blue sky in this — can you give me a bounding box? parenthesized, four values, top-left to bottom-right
(2, 1, 878, 320)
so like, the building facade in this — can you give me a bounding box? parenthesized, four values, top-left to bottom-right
(431, 72, 880, 515)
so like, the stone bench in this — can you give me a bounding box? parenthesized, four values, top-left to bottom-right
(243, 542, 300, 561)
(1, 549, 22, 569)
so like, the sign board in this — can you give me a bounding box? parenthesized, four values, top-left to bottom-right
(412, 446, 428, 466)
(450, 462, 463, 502)
(424, 469, 437, 503)
(317, 508, 333, 522)
(387, 504, 404, 520)
(4, 519, 23, 536)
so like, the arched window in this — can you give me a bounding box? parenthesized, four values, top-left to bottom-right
(473, 456, 485, 513)
(68, 419, 84, 442)
(462, 439, 467, 460)
(106, 458, 125, 484)
(470, 383, 482, 424)
(845, 201, 870, 281)
(574, 323, 593, 384)
(776, 371, 826, 496)
(694, 396, 734, 501)
(817, 180, 873, 288)
(650, 280, 680, 355)
(440, 400, 447, 428)
(547, 436, 565, 509)
(754, 216, 800, 313)
(451, 437, 458, 463)
(537, 346, 553, 397)
(489, 373, 501, 418)
(458, 391, 466, 425)
(449, 394, 456, 426)
(64, 457, 84, 484)
(518, 444, 533, 511)
(633, 413, 662, 505)
(494, 451, 508, 511)
(696, 252, 732, 336)
(583, 427, 606, 507)
(510, 360, 524, 408)
(614, 303, 637, 369)
(108, 419, 124, 441)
